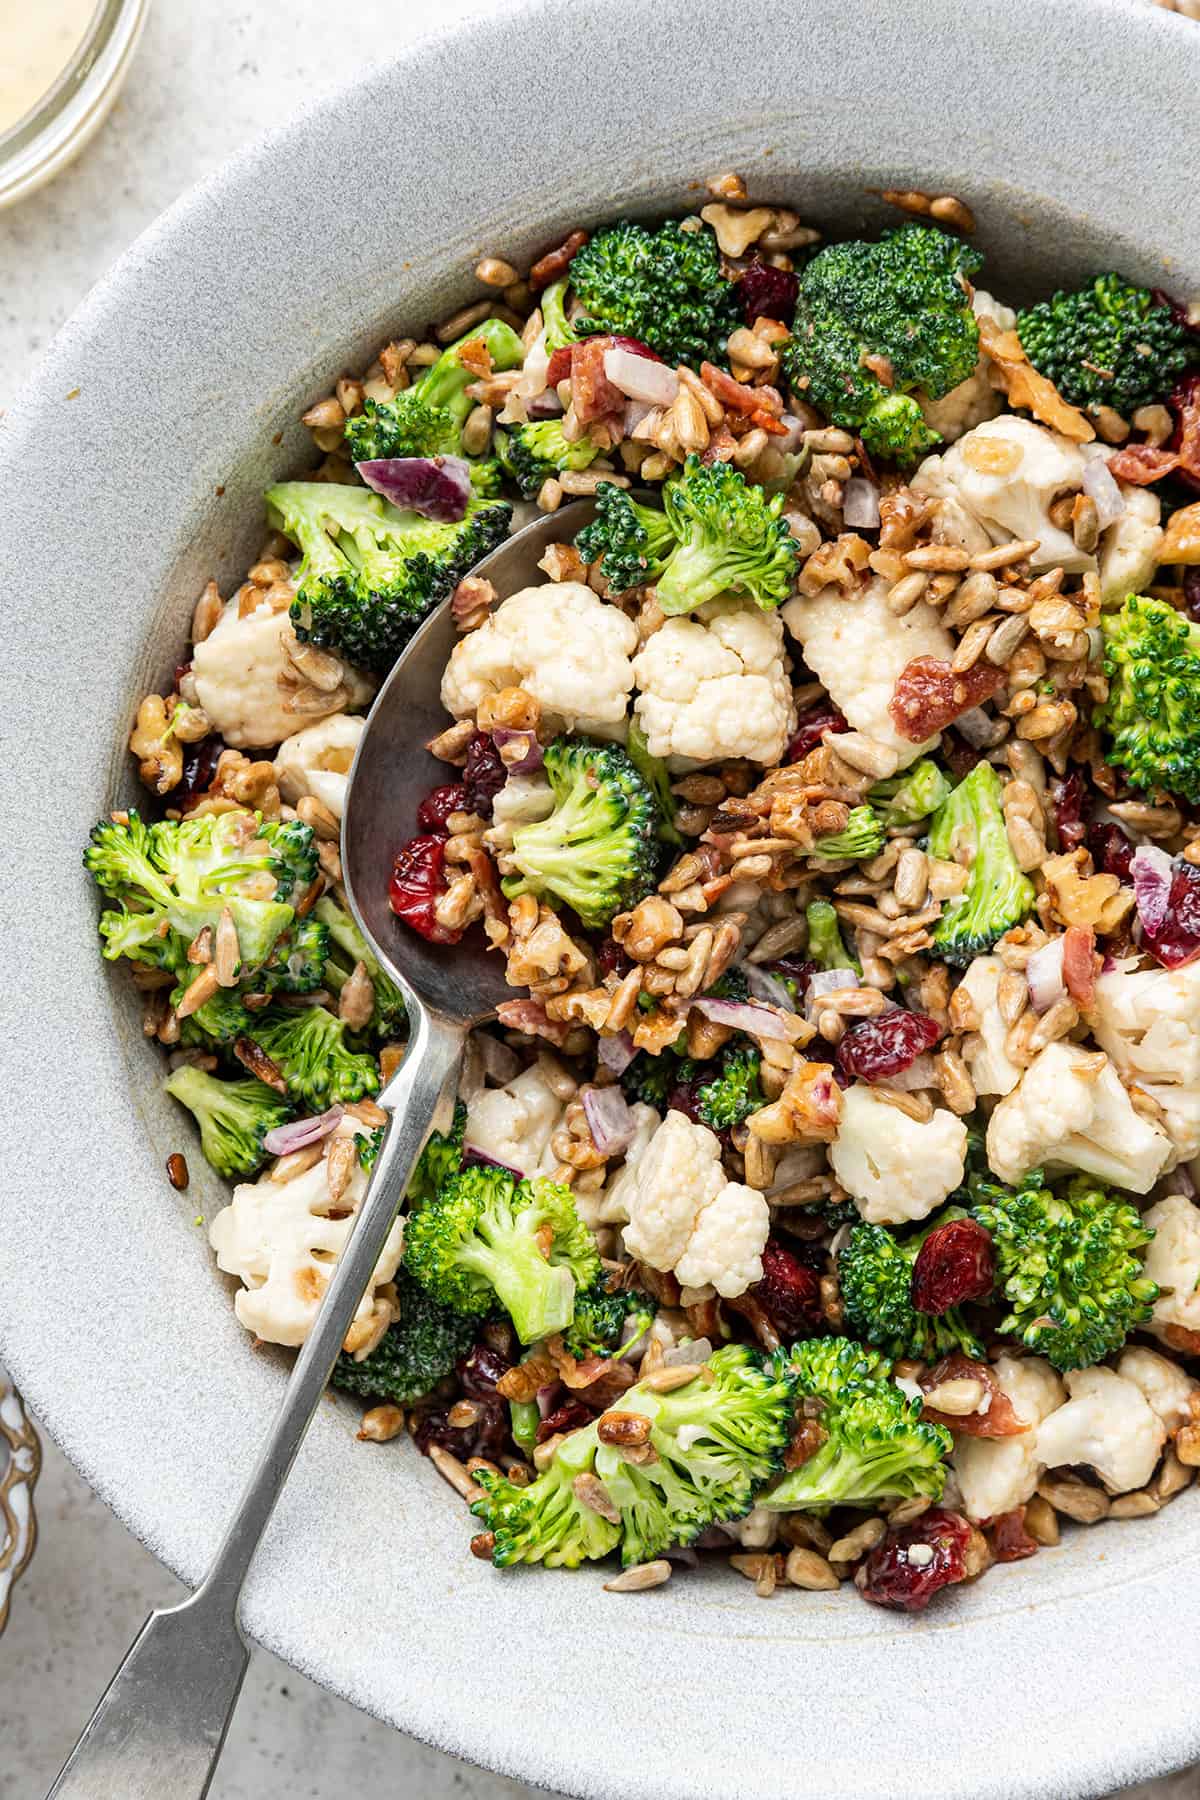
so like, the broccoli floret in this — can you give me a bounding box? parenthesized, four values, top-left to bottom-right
(619, 1045, 691, 1109)
(540, 278, 577, 354)
(626, 718, 682, 847)
(695, 1043, 763, 1130)
(810, 805, 886, 862)
(1094, 592, 1200, 802)
(245, 1005, 380, 1109)
(805, 897, 860, 974)
(258, 914, 330, 995)
(971, 1170, 1158, 1371)
(655, 456, 800, 616)
(839, 1210, 986, 1364)
(163, 1064, 292, 1179)
(781, 225, 983, 463)
(174, 979, 254, 1048)
(1016, 275, 1193, 418)
(403, 1163, 600, 1345)
(564, 1280, 656, 1360)
(343, 318, 524, 462)
(407, 1099, 467, 1206)
(85, 808, 299, 973)
(869, 758, 952, 828)
(502, 736, 660, 930)
(760, 1336, 951, 1513)
(568, 218, 738, 368)
(313, 895, 407, 1039)
(472, 1343, 795, 1567)
(573, 482, 678, 593)
(495, 419, 602, 499)
(268, 481, 512, 674)
(332, 1268, 476, 1404)
(928, 760, 1035, 966)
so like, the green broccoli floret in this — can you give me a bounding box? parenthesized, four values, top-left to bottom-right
(971, 1171, 1158, 1371)
(1094, 593, 1200, 802)
(573, 482, 678, 593)
(245, 1005, 380, 1109)
(502, 736, 660, 930)
(869, 758, 952, 828)
(810, 805, 886, 862)
(839, 1210, 986, 1364)
(85, 808, 299, 973)
(332, 1269, 476, 1404)
(403, 1163, 600, 1345)
(655, 456, 800, 616)
(620, 1045, 691, 1109)
(928, 760, 1035, 966)
(268, 481, 512, 674)
(313, 895, 407, 1039)
(174, 980, 254, 1048)
(805, 897, 860, 974)
(782, 224, 983, 463)
(695, 1043, 763, 1130)
(626, 718, 682, 847)
(540, 277, 577, 352)
(563, 1280, 656, 1360)
(568, 218, 738, 367)
(495, 419, 602, 499)
(406, 1099, 467, 1205)
(1016, 275, 1192, 418)
(257, 914, 330, 995)
(163, 1064, 292, 1179)
(472, 1343, 795, 1567)
(343, 318, 525, 462)
(760, 1336, 951, 1513)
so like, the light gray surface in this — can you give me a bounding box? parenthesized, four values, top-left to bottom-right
(3, 1, 1200, 1798)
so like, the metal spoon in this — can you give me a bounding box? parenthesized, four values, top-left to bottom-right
(48, 499, 595, 1799)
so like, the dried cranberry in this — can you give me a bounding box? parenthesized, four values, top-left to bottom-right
(1145, 858, 1200, 969)
(737, 260, 799, 329)
(173, 659, 193, 688)
(1182, 568, 1200, 622)
(749, 1239, 823, 1340)
(462, 731, 506, 819)
(389, 834, 460, 943)
(1087, 820, 1135, 883)
(457, 1342, 512, 1399)
(785, 704, 848, 764)
(940, 727, 983, 783)
(770, 956, 818, 1002)
(416, 783, 468, 833)
(991, 1507, 1039, 1563)
(1049, 772, 1088, 851)
(176, 732, 226, 812)
(666, 1079, 705, 1124)
(889, 655, 1004, 743)
(535, 1398, 595, 1443)
(835, 1009, 942, 1084)
(545, 345, 574, 389)
(413, 1396, 509, 1462)
(596, 935, 634, 979)
(857, 1507, 975, 1612)
(1169, 369, 1200, 491)
(911, 1219, 994, 1314)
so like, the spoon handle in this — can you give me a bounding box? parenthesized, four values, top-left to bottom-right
(47, 1006, 466, 1800)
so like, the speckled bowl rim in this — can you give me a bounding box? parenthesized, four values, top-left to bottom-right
(3, 3, 1200, 1795)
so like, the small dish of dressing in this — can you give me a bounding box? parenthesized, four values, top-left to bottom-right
(0, 0, 149, 210)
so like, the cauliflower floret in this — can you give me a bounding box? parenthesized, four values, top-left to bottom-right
(1036, 1366, 1165, 1494)
(482, 771, 555, 867)
(953, 1353, 1066, 1524)
(1092, 959, 1200, 1087)
(1082, 452, 1164, 604)
(955, 956, 1021, 1098)
(1117, 1345, 1200, 1435)
(273, 712, 364, 821)
(208, 1119, 403, 1350)
(621, 1110, 769, 1297)
(462, 1059, 567, 1178)
(830, 1084, 968, 1225)
(985, 1041, 1172, 1194)
(192, 596, 374, 750)
(1142, 1086, 1200, 1165)
(913, 415, 1088, 574)
(915, 290, 1015, 445)
(440, 581, 636, 736)
(1142, 1193, 1200, 1346)
(583, 1101, 660, 1229)
(782, 576, 951, 776)
(631, 597, 794, 768)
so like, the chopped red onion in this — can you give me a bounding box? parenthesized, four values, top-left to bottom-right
(356, 455, 472, 522)
(693, 997, 792, 1041)
(581, 1083, 637, 1156)
(885, 1053, 938, 1092)
(661, 1545, 700, 1567)
(597, 1030, 637, 1076)
(1083, 457, 1127, 529)
(662, 1339, 712, 1368)
(1026, 937, 1067, 1014)
(1132, 844, 1175, 937)
(492, 727, 544, 774)
(743, 963, 796, 1010)
(955, 705, 1006, 748)
(536, 1381, 563, 1420)
(474, 1031, 521, 1086)
(843, 476, 881, 530)
(623, 397, 653, 435)
(805, 966, 859, 1021)
(775, 413, 807, 454)
(462, 1145, 526, 1178)
(526, 389, 565, 420)
(603, 346, 679, 407)
(263, 1105, 344, 1157)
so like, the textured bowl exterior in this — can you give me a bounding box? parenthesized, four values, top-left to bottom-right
(2, 2, 1199, 1795)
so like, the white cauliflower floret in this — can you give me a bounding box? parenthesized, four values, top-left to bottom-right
(913, 415, 1087, 573)
(1117, 1345, 1200, 1435)
(273, 712, 364, 820)
(985, 1041, 1171, 1194)
(915, 290, 1014, 444)
(830, 1084, 968, 1225)
(1036, 1366, 1165, 1494)
(462, 1060, 567, 1178)
(954, 1353, 1065, 1524)
(955, 956, 1021, 1097)
(782, 576, 951, 775)
(482, 772, 555, 866)
(622, 1110, 769, 1297)
(1142, 1193, 1200, 1346)
(440, 582, 636, 736)
(192, 596, 373, 750)
(1082, 452, 1164, 604)
(1092, 959, 1200, 1087)
(1142, 1087, 1200, 1165)
(208, 1119, 403, 1350)
(631, 597, 794, 768)
(583, 1102, 660, 1228)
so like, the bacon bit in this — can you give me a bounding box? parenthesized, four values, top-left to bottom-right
(920, 1354, 1028, 1439)
(1107, 444, 1180, 485)
(888, 655, 1005, 742)
(570, 338, 624, 424)
(529, 229, 589, 291)
(700, 361, 784, 418)
(495, 998, 573, 1046)
(991, 1507, 1039, 1563)
(979, 315, 1095, 443)
(1061, 924, 1098, 1010)
(750, 407, 790, 436)
(545, 344, 573, 389)
(1163, 1323, 1200, 1356)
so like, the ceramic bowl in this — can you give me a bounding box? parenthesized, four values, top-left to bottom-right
(2, 2, 1199, 1795)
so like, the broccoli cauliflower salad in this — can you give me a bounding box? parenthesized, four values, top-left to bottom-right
(88, 175, 1200, 1610)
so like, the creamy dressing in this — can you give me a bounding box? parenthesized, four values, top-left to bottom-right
(0, 0, 97, 136)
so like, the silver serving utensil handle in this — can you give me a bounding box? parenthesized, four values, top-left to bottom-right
(47, 1005, 464, 1800)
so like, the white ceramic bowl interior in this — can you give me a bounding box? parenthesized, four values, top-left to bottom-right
(3, 3, 1200, 1796)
